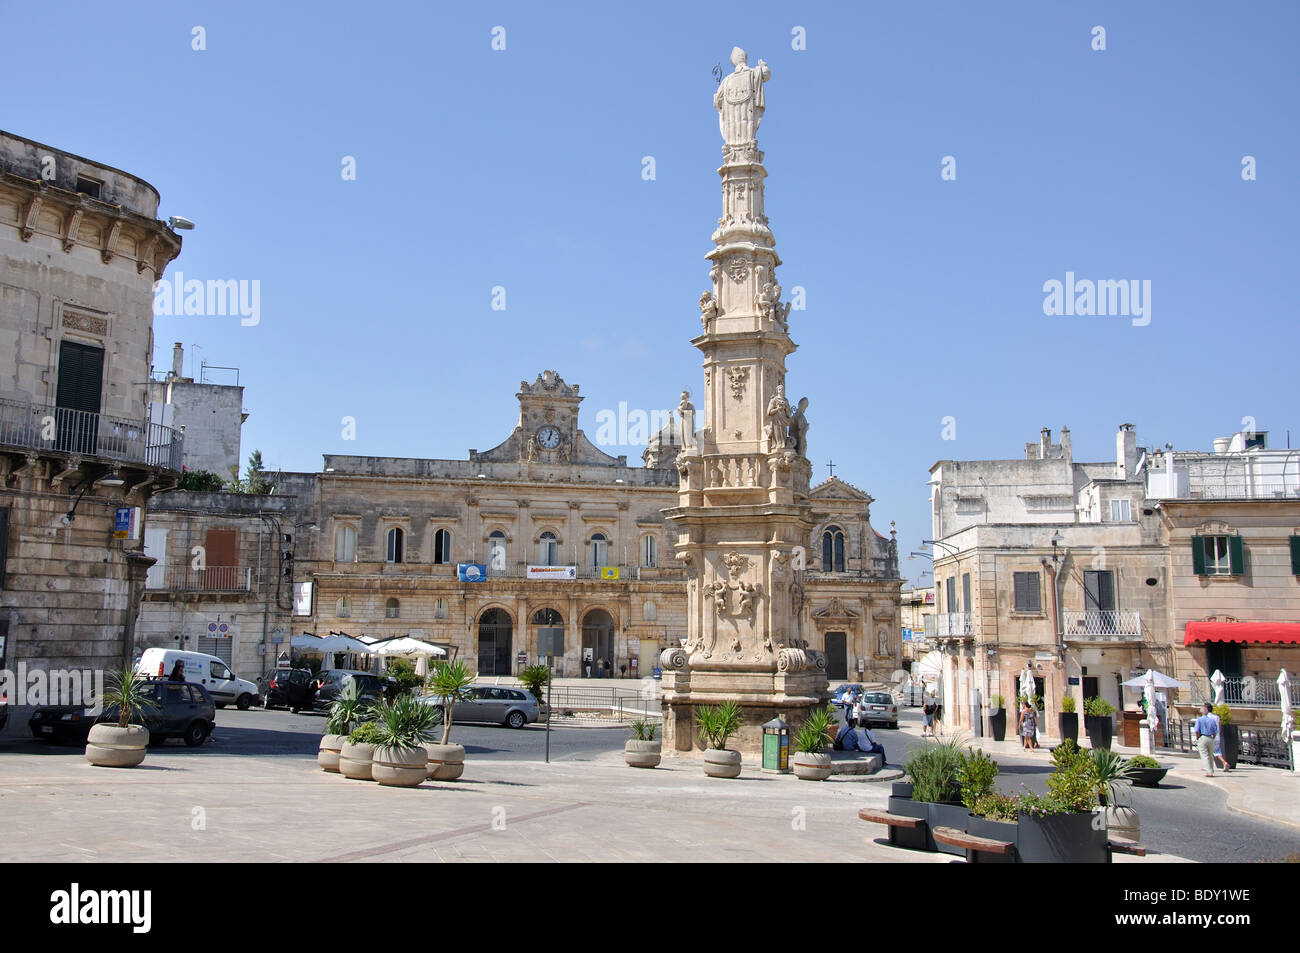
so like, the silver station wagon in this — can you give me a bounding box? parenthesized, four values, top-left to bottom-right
(422, 685, 539, 729)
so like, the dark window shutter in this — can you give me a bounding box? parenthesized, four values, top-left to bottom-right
(1028, 573, 1041, 612)
(1291, 536, 1300, 576)
(1191, 536, 1206, 576)
(1228, 535, 1244, 575)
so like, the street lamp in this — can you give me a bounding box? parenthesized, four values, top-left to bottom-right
(921, 539, 960, 556)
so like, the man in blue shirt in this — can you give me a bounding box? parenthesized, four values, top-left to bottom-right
(1192, 702, 1220, 777)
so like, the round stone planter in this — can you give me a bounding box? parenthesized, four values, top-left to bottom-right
(373, 745, 428, 787)
(703, 748, 742, 778)
(85, 723, 149, 768)
(426, 743, 466, 781)
(791, 751, 832, 781)
(318, 734, 347, 773)
(1107, 804, 1140, 843)
(1128, 764, 1171, 788)
(339, 741, 376, 781)
(625, 740, 661, 768)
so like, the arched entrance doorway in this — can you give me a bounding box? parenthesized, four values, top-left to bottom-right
(477, 608, 513, 676)
(581, 608, 615, 678)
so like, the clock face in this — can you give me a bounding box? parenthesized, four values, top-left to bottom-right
(537, 426, 561, 449)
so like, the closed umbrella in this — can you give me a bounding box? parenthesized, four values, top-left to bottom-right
(1143, 669, 1159, 736)
(415, 654, 430, 680)
(1019, 667, 1035, 705)
(1211, 669, 1226, 707)
(1279, 670, 1294, 740)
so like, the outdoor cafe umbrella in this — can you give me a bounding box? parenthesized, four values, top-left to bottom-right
(371, 637, 447, 658)
(1142, 669, 1159, 736)
(1211, 669, 1227, 707)
(1279, 670, 1294, 740)
(1120, 669, 1189, 690)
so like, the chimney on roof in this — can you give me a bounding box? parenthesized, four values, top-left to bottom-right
(171, 342, 184, 380)
(1060, 426, 1072, 462)
(1040, 428, 1051, 460)
(1117, 423, 1138, 479)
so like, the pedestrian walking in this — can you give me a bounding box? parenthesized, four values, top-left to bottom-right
(933, 701, 943, 735)
(1210, 706, 1230, 772)
(1018, 701, 1037, 751)
(168, 660, 186, 682)
(922, 697, 936, 737)
(1192, 702, 1219, 776)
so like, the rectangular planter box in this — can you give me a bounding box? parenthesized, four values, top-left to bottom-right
(888, 796, 970, 855)
(965, 813, 1019, 863)
(1016, 810, 1108, 863)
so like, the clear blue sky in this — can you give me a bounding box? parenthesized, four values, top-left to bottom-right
(5, 2, 1297, 585)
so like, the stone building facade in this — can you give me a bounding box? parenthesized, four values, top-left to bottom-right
(930, 424, 1300, 738)
(0, 130, 183, 678)
(138, 371, 902, 684)
(146, 342, 245, 480)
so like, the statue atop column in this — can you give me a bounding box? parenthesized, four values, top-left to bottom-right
(714, 47, 770, 146)
(678, 389, 696, 450)
(789, 397, 809, 457)
(765, 384, 792, 452)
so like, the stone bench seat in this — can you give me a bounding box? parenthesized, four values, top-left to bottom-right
(932, 825, 1014, 863)
(858, 807, 927, 849)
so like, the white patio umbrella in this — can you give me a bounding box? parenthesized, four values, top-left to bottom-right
(1211, 669, 1227, 707)
(1142, 669, 1159, 735)
(1120, 669, 1189, 690)
(371, 637, 447, 658)
(1279, 670, 1294, 739)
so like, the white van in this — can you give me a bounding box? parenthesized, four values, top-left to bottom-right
(136, 648, 260, 710)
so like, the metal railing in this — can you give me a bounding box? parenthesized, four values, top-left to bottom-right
(926, 612, 972, 638)
(1184, 479, 1300, 500)
(1062, 609, 1142, 642)
(149, 565, 253, 592)
(0, 396, 183, 470)
(1189, 674, 1289, 709)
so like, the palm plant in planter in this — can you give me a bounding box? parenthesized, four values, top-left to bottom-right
(1083, 696, 1116, 749)
(625, 718, 661, 768)
(1091, 748, 1139, 841)
(988, 695, 1007, 741)
(319, 682, 369, 772)
(519, 664, 550, 706)
(339, 720, 383, 781)
(370, 693, 442, 787)
(86, 667, 159, 768)
(426, 659, 474, 780)
(1059, 694, 1079, 742)
(791, 706, 837, 781)
(695, 701, 744, 778)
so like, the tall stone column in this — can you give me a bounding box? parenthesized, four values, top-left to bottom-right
(660, 48, 826, 755)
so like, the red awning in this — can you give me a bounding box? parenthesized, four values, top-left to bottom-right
(1184, 621, 1300, 646)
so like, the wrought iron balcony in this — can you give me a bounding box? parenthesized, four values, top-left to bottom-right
(926, 612, 972, 639)
(1189, 674, 1289, 709)
(149, 565, 254, 592)
(0, 397, 183, 471)
(1062, 609, 1143, 643)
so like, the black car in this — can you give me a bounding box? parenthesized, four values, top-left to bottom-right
(312, 670, 383, 711)
(263, 668, 318, 712)
(31, 679, 216, 747)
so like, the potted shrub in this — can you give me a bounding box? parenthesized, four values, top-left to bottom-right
(339, 721, 383, 781)
(893, 739, 970, 853)
(1091, 748, 1139, 842)
(385, 657, 425, 697)
(625, 718, 662, 768)
(695, 701, 744, 778)
(426, 659, 474, 781)
(1015, 739, 1107, 863)
(370, 693, 441, 787)
(988, 695, 1006, 742)
(319, 681, 368, 772)
(1083, 696, 1115, 749)
(1214, 704, 1239, 769)
(1125, 754, 1171, 788)
(967, 792, 1023, 858)
(86, 667, 158, 768)
(1059, 694, 1079, 743)
(791, 706, 836, 781)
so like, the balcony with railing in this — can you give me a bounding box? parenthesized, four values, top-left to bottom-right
(1189, 674, 1289, 709)
(1062, 609, 1143, 643)
(0, 397, 183, 471)
(926, 612, 972, 640)
(149, 565, 254, 592)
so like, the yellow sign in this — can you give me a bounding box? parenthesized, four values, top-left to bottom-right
(600, 567, 620, 580)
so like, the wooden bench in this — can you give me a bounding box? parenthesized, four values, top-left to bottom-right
(859, 807, 927, 850)
(932, 825, 1015, 863)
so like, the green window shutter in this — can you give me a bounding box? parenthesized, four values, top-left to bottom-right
(1229, 535, 1245, 575)
(1291, 536, 1300, 576)
(1191, 536, 1206, 576)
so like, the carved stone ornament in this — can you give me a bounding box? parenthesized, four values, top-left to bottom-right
(723, 551, 750, 579)
(659, 646, 687, 671)
(726, 366, 749, 401)
(770, 550, 788, 576)
(725, 257, 749, 282)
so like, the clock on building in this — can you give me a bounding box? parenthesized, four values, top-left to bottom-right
(537, 426, 561, 449)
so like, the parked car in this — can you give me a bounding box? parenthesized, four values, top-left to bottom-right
(312, 670, 384, 711)
(31, 679, 217, 747)
(263, 668, 318, 712)
(421, 685, 538, 729)
(831, 683, 864, 707)
(136, 648, 259, 710)
(855, 691, 899, 729)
